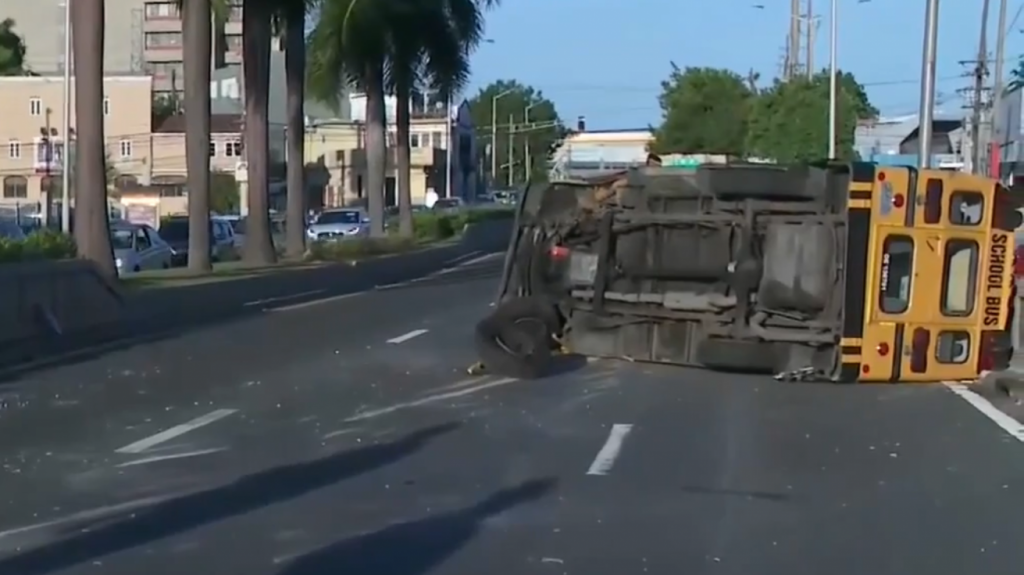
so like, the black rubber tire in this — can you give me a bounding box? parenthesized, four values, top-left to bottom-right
(697, 165, 816, 201)
(475, 297, 559, 379)
(696, 338, 778, 373)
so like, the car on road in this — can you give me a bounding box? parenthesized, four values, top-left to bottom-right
(160, 216, 239, 266)
(0, 218, 27, 240)
(307, 208, 369, 241)
(431, 197, 464, 214)
(110, 222, 173, 275)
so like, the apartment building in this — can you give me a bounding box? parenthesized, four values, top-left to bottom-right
(6, 0, 242, 96)
(0, 75, 245, 216)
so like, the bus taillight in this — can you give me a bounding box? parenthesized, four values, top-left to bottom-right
(910, 328, 930, 373)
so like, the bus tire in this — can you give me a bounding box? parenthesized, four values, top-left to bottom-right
(697, 338, 778, 373)
(475, 297, 559, 380)
(698, 165, 816, 201)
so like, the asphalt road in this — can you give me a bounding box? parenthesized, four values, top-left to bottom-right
(2, 253, 1024, 574)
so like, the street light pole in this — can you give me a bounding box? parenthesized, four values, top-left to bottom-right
(489, 89, 513, 187)
(60, 0, 72, 232)
(992, 0, 1010, 178)
(444, 93, 453, 198)
(828, 0, 838, 158)
(918, 0, 941, 168)
(524, 102, 537, 180)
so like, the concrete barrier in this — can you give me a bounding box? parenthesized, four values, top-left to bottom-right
(0, 260, 125, 366)
(0, 218, 513, 371)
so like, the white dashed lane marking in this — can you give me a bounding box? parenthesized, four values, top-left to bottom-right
(386, 329, 429, 344)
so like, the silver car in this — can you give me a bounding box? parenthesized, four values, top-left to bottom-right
(110, 222, 173, 275)
(306, 208, 369, 241)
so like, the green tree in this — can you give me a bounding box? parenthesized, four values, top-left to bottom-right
(0, 18, 29, 76)
(467, 80, 562, 186)
(390, 0, 494, 238)
(210, 171, 241, 214)
(1008, 58, 1024, 92)
(746, 71, 871, 163)
(181, 0, 215, 273)
(650, 65, 753, 156)
(71, 0, 116, 277)
(152, 94, 181, 123)
(279, 0, 311, 258)
(308, 0, 394, 238)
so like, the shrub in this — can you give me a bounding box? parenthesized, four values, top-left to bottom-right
(0, 229, 77, 263)
(305, 236, 417, 262)
(412, 213, 456, 241)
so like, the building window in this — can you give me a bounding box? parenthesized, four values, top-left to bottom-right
(119, 139, 133, 159)
(103, 97, 110, 116)
(29, 98, 42, 116)
(227, 4, 243, 21)
(8, 140, 20, 159)
(410, 133, 420, 148)
(144, 2, 179, 19)
(33, 138, 63, 171)
(432, 131, 443, 149)
(147, 61, 183, 81)
(225, 140, 242, 157)
(209, 141, 217, 157)
(145, 32, 182, 48)
(3, 176, 28, 199)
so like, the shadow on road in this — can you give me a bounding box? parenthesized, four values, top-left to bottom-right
(0, 422, 460, 575)
(278, 477, 557, 575)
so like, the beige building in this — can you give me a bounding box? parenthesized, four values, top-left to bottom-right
(306, 118, 451, 208)
(6, 0, 243, 97)
(0, 75, 244, 216)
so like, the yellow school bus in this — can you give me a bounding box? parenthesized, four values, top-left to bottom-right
(840, 164, 1020, 382)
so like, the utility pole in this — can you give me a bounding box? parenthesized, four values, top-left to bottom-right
(805, 0, 814, 78)
(506, 114, 514, 187)
(919, 0, 941, 168)
(992, 0, 1009, 179)
(788, 0, 801, 79)
(971, 0, 992, 174)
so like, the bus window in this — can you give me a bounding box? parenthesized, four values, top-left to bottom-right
(936, 331, 971, 364)
(880, 236, 914, 313)
(940, 239, 979, 316)
(949, 192, 983, 225)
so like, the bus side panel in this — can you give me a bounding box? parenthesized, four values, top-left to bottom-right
(859, 323, 899, 382)
(982, 231, 1013, 331)
(874, 167, 913, 227)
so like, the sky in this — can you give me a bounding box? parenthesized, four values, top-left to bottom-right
(467, 0, 1024, 131)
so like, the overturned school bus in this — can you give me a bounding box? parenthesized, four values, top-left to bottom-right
(481, 163, 1020, 382)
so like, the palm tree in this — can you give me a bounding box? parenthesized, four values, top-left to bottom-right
(181, 0, 214, 273)
(241, 0, 278, 262)
(392, 0, 491, 238)
(280, 0, 308, 258)
(307, 0, 392, 238)
(71, 0, 116, 277)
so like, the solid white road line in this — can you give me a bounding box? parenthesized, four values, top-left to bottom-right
(945, 383, 1024, 442)
(587, 424, 634, 476)
(116, 447, 227, 467)
(386, 329, 429, 344)
(0, 494, 176, 540)
(339, 376, 518, 425)
(271, 291, 366, 312)
(432, 251, 503, 276)
(243, 289, 326, 307)
(115, 409, 238, 454)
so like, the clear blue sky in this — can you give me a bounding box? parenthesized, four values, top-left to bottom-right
(468, 0, 1023, 130)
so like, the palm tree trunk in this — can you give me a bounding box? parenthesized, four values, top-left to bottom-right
(183, 0, 212, 272)
(394, 77, 413, 238)
(283, 8, 306, 258)
(241, 0, 276, 264)
(364, 63, 387, 238)
(71, 0, 115, 278)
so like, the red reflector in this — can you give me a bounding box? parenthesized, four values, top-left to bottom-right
(892, 194, 905, 208)
(549, 245, 570, 259)
(876, 342, 889, 356)
(877, 171, 886, 182)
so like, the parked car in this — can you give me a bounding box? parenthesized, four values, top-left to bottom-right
(0, 218, 27, 240)
(110, 222, 173, 275)
(306, 208, 369, 241)
(432, 198, 464, 213)
(160, 216, 238, 266)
